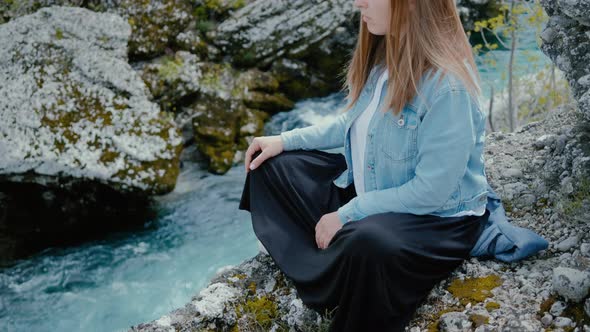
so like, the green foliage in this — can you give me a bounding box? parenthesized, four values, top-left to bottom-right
(470, 0, 571, 132)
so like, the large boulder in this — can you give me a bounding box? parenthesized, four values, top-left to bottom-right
(211, 0, 501, 69)
(0, 6, 183, 263)
(0, 5, 183, 194)
(211, 0, 354, 68)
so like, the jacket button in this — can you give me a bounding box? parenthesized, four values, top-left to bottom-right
(397, 118, 405, 126)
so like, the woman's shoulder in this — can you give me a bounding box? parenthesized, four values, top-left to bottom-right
(423, 67, 468, 94)
(415, 66, 483, 115)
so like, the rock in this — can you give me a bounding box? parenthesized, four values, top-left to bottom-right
(139, 51, 203, 113)
(116, 0, 195, 58)
(187, 64, 285, 174)
(212, 0, 354, 67)
(505, 168, 524, 179)
(519, 193, 537, 206)
(192, 283, 241, 322)
(541, 313, 553, 326)
(555, 235, 580, 251)
(581, 243, 590, 256)
(534, 134, 557, 149)
(540, 0, 590, 121)
(0, 5, 184, 263)
(0, 6, 183, 195)
(553, 316, 573, 328)
(585, 298, 590, 318)
(552, 267, 590, 302)
(560, 176, 575, 194)
(549, 301, 567, 316)
(439, 312, 473, 332)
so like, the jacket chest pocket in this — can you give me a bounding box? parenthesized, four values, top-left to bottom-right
(379, 106, 419, 162)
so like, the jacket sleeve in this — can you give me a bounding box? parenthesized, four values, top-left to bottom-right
(280, 109, 350, 151)
(336, 87, 482, 224)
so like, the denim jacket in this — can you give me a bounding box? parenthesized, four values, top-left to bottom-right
(280, 62, 489, 224)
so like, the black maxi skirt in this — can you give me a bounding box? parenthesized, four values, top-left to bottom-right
(238, 149, 489, 332)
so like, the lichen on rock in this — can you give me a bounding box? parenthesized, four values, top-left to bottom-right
(0, 6, 183, 195)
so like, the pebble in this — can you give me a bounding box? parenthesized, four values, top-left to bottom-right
(519, 194, 537, 205)
(534, 134, 556, 149)
(505, 168, 524, 178)
(553, 316, 573, 328)
(549, 301, 566, 316)
(439, 312, 472, 332)
(541, 313, 553, 326)
(556, 235, 580, 251)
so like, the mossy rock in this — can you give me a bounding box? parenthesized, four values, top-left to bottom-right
(242, 91, 294, 114)
(191, 95, 241, 174)
(426, 307, 466, 332)
(269, 58, 338, 101)
(193, 0, 250, 29)
(539, 294, 590, 328)
(172, 28, 211, 60)
(538, 294, 557, 315)
(235, 68, 280, 94)
(233, 295, 279, 331)
(447, 275, 503, 306)
(1, 7, 183, 195)
(198, 62, 235, 95)
(187, 64, 288, 174)
(119, 0, 194, 59)
(140, 51, 202, 113)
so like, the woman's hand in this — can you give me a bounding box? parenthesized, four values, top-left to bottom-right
(244, 135, 284, 173)
(315, 211, 343, 249)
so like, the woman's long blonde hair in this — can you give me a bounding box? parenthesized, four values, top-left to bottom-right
(339, 0, 482, 116)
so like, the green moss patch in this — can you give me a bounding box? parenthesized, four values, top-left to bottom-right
(448, 275, 502, 306)
(485, 301, 501, 312)
(233, 295, 279, 331)
(469, 313, 490, 327)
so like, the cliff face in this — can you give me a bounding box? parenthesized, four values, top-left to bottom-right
(539, 0, 590, 122)
(130, 1, 590, 331)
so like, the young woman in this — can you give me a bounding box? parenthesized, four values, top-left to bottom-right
(239, 0, 491, 330)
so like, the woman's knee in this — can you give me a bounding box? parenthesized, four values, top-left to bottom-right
(344, 218, 403, 257)
(250, 151, 301, 186)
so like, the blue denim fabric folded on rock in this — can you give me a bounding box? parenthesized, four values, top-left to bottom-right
(470, 183, 549, 262)
(279, 61, 548, 262)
